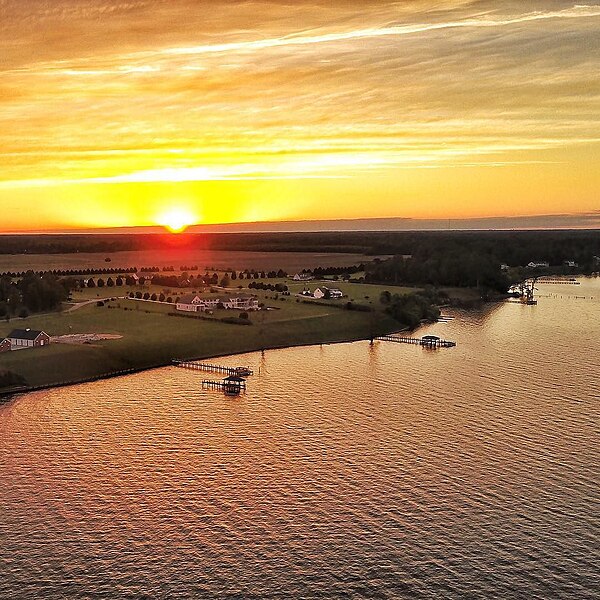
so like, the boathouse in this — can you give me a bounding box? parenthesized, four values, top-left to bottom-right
(7, 329, 50, 349)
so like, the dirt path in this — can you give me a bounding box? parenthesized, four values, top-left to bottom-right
(65, 296, 126, 313)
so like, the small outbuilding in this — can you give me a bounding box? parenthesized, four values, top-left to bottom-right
(7, 329, 51, 349)
(0, 338, 11, 353)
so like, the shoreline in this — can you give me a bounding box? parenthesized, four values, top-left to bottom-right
(0, 330, 397, 400)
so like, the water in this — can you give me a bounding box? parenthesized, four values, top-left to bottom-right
(1, 279, 598, 599)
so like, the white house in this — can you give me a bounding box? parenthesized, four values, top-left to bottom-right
(176, 294, 205, 312)
(222, 295, 260, 311)
(527, 261, 550, 269)
(176, 294, 259, 313)
(563, 260, 578, 268)
(293, 273, 314, 281)
(313, 287, 343, 300)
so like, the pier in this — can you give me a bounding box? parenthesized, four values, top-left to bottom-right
(174, 361, 253, 377)
(376, 334, 456, 348)
(538, 278, 580, 285)
(202, 376, 247, 396)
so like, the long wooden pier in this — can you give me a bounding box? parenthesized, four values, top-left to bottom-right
(173, 360, 253, 376)
(376, 335, 456, 348)
(537, 278, 580, 285)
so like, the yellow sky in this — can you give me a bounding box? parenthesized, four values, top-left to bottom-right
(0, 0, 599, 231)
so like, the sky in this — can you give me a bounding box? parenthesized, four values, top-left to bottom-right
(0, 0, 599, 232)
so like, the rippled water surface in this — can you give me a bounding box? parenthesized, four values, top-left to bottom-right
(1, 279, 599, 599)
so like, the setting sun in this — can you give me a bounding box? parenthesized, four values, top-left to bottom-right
(157, 207, 197, 233)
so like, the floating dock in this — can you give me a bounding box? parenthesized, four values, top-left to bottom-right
(376, 334, 456, 348)
(173, 361, 253, 377)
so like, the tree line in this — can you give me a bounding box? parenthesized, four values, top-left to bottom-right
(0, 272, 74, 318)
(0, 230, 598, 261)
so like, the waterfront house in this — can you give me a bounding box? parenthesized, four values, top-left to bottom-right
(7, 329, 50, 349)
(563, 260, 578, 268)
(527, 261, 550, 269)
(0, 338, 11, 353)
(313, 287, 344, 300)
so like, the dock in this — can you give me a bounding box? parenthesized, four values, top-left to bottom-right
(537, 278, 580, 285)
(173, 360, 253, 377)
(202, 376, 247, 395)
(376, 334, 456, 348)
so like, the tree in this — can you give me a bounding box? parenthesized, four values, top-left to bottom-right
(219, 275, 230, 288)
(87, 279, 96, 288)
(159, 293, 166, 302)
(97, 278, 105, 288)
(107, 277, 115, 287)
(116, 276, 124, 286)
(150, 293, 157, 301)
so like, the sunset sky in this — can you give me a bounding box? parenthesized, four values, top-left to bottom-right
(1, 0, 599, 231)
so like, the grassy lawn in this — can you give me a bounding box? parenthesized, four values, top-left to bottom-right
(1, 273, 480, 390)
(0, 297, 399, 389)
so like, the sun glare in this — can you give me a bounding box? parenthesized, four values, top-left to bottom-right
(158, 207, 197, 233)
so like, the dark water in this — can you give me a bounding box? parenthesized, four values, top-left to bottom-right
(1, 279, 598, 599)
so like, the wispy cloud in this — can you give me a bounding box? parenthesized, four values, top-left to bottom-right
(0, 1, 598, 227)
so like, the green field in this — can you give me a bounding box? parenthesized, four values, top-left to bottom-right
(0, 266, 481, 391)
(0, 292, 400, 389)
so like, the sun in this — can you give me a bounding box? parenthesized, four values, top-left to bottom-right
(157, 207, 197, 233)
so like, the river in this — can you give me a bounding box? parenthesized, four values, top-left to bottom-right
(1, 278, 598, 598)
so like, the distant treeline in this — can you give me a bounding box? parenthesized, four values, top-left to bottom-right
(0, 230, 598, 263)
(0, 267, 137, 278)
